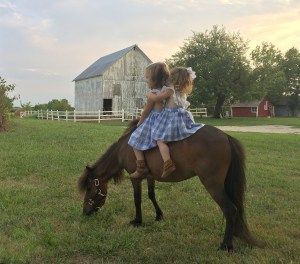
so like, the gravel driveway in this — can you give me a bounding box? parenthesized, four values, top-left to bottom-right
(215, 125, 300, 134)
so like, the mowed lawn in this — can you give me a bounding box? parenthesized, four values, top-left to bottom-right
(0, 118, 299, 263)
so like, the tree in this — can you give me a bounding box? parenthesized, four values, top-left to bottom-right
(168, 26, 250, 118)
(33, 103, 48, 110)
(250, 42, 286, 102)
(33, 99, 74, 111)
(281, 47, 300, 115)
(20, 101, 33, 111)
(46, 99, 74, 111)
(0, 76, 16, 131)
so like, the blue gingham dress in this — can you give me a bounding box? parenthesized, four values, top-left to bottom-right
(128, 88, 162, 151)
(128, 109, 161, 150)
(152, 88, 204, 142)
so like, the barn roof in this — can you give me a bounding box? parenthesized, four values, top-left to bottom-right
(231, 100, 262, 108)
(73, 44, 151, 82)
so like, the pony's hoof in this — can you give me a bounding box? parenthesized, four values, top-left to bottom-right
(155, 214, 164, 221)
(218, 243, 234, 252)
(130, 219, 142, 227)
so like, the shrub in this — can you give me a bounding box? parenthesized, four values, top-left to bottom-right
(0, 77, 16, 131)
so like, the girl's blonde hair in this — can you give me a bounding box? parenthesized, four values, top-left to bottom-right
(145, 62, 170, 89)
(170, 67, 193, 94)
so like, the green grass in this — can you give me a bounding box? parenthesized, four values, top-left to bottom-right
(0, 118, 299, 263)
(194, 117, 300, 128)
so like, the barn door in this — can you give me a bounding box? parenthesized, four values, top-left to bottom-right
(103, 99, 112, 112)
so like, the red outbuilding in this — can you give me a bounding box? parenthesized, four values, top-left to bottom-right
(231, 98, 274, 117)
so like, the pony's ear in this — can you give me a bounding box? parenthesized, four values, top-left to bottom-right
(86, 165, 92, 171)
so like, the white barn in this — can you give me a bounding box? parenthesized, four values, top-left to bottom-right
(73, 45, 152, 112)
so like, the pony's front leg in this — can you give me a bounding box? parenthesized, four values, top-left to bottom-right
(147, 177, 163, 221)
(130, 178, 142, 227)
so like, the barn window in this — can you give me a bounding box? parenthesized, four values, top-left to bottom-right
(113, 84, 121, 96)
(135, 98, 143, 108)
(251, 107, 257, 113)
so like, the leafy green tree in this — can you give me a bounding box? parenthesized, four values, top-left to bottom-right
(20, 101, 33, 111)
(168, 26, 250, 118)
(33, 103, 48, 110)
(46, 99, 74, 111)
(250, 42, 286, 102)
(0, 76, 16, 131)
(281, 47, 300, 115)
(33, 99, 73, 111)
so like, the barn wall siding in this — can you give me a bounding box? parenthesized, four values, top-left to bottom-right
(75, 48, 150, 111)
(75, 76, 103, 111)
(232, 107, 256, 117)
(258, 100, 272, 117)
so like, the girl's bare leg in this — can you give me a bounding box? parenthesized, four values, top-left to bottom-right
(157, 140, 176, 178)
(157, 140, 171, 162)
(133, 148, 145, 160)
(131, 148, 149, 179)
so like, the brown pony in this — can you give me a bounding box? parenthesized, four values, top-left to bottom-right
(78, 120, 258, 251)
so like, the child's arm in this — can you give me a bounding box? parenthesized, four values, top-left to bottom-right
(137, 99, 154, 126)
(147, 88, 173, 102)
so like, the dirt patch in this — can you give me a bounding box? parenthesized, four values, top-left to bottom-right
(215, 125, 300, 134)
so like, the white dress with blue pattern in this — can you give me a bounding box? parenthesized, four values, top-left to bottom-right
(152, 86, 204, 142)
(128, 89, 162, 151)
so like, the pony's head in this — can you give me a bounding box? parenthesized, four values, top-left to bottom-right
(78, 120, 137, 215)
(78, 165, 108, 215)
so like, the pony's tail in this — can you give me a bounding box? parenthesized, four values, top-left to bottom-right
(225, 135, 261, 247)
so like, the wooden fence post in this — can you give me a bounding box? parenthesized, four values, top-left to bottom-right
(66, 110, 68, 121)
(98, 110, 101, 123)
(57, 110, 60, 121)
(121, 109, 124, 122)
(51, 110, 54, 120)
(46, 110, 49, 120)
(74, 110, 76, 122)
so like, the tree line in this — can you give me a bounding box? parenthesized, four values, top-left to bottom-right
(0, 77, 73, 131)
(168, 26, 300, 118)
(21, 99, 74, 111)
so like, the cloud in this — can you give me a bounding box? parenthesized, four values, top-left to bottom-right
(0, 1, 58, 50)
(219, 0, 292, 5)
(228, 3, 300, 51)
(23, 68, 60, 76)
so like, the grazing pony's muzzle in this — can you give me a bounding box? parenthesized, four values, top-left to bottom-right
(83, 208, 94, 215)
(83, 204, 101, 215)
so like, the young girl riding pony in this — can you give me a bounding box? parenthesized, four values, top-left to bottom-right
(128, 62, 170, 178)
(148, 67, 203, 177)
(129, 65, 203, 179)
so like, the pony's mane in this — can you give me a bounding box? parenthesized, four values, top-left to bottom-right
(78, 119, 139, 193)
(118, 119, 139, 141)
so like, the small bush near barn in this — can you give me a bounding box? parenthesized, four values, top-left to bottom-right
(0, 77, 16, 131)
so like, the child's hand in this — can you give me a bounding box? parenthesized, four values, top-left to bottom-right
(146, 92, 156, 101)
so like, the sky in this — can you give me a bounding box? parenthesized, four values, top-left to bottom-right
(1, 0, 299, 107)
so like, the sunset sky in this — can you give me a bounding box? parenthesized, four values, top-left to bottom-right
(1, 0, 299, 106)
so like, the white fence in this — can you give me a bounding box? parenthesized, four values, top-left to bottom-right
(20, 109, 143, 122)
(20, 107, 207, 122)
(189, 108, 208, 117)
